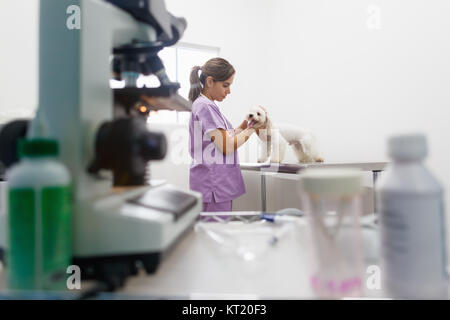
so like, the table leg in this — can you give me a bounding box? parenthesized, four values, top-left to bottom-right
(372, 170, 381, 214)
(261, 174, 267, 212)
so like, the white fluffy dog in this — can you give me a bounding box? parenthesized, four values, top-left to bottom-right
(246, 106, 324, 163)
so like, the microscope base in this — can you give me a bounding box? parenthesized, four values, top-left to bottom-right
(72, 216, 192, 284)
(72, 183, 202, 285)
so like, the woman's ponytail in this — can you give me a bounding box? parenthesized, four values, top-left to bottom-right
(189, 66, 203, 102)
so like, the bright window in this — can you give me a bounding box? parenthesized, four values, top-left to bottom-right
(148, 43, 220, 125)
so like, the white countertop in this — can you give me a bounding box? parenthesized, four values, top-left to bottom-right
(0, 213, 384, 299)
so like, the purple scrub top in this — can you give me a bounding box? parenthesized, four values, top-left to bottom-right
(189, 95, 246, 203)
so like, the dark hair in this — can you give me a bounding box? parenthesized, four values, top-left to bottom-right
(189, 57, 235, 102)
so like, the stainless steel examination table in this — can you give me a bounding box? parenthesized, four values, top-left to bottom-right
(239, 162, 388, 212)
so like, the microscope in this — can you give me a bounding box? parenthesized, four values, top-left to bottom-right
(0, 0, 201, 287)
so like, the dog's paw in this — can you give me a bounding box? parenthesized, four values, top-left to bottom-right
(314, 157, 324, 163)
(257, 158, 268, 163)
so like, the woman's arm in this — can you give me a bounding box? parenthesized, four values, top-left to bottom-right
(208, 127, 256, 155)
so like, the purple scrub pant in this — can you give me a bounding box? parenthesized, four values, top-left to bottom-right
(202, 200, 232, 212)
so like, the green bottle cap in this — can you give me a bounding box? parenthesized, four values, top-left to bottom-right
(18, 139, 59, 158)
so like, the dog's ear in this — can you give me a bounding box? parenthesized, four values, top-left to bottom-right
(258, 105, 268, 115)
(265, 116, 272, 132)
(258, 106, 271, 132)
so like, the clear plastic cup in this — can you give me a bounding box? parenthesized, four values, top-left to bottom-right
(300, 168, 364, 298)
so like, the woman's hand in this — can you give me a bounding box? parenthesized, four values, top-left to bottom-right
(239, 120, 248, 130)
(234, 120, 248, 134)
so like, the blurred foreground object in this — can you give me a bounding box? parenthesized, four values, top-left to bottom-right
(376, 134, 448, 299)
(7, 139, 71, 290)
(300, 168, 364, 298)
(0, 0, 201, 294)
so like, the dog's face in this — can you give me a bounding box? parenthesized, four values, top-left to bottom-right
(246, 106, 268, 129)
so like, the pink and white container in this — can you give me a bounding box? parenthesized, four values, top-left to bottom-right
(300, 168, 364, 298)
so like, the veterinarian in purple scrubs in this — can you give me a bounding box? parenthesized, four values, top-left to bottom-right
(188, 58, 256, 212)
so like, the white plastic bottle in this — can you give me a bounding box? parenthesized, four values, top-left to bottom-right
(7, 138, 72, 290)
(376, 134, 448, 299)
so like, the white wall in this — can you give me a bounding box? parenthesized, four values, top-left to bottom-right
(264, 0, 450, 165)
(262, 0, 450, 220)
(0, 1, 39, 124)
